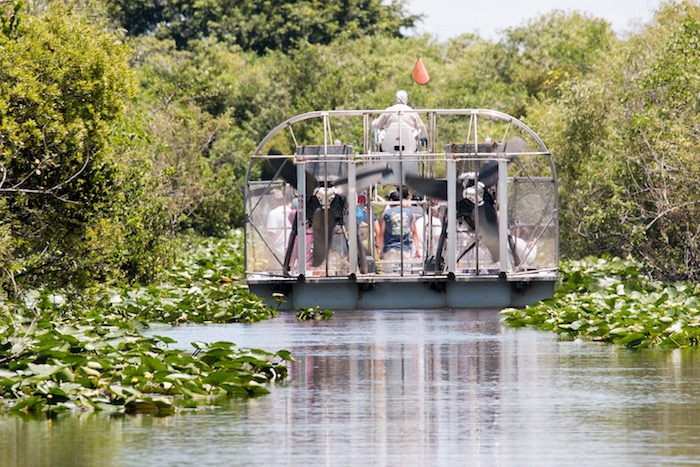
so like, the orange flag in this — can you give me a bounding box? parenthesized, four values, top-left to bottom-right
(412, 55, 430, 85)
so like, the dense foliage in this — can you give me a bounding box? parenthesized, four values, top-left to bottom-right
(0, 7, 160, 290)
(528, 1, 700, 281)
(501, 256, 700, 348)
(105, 0, 421, 53)
(1, 0, 698, 291)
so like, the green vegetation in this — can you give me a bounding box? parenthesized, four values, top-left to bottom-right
(501, 256, 700, 348)
(0, 6, 158, 289)
(528, 1, 700, 281)
(105, 0, 421, 52)
(297, 306, 334, 321)
(0, 232, 289, 414)
(1, 0, 699, 416)
(2, 1, 698, 291)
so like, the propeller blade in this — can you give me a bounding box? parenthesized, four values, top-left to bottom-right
(476, 195, 500, 262)
(268, 157, 318, 195)
(267, 157, 297, 187)
(475, 160, 499, 188)
(333, 164, 393, 197)
(357, 230, 368, 274)
(406, 176, 464, 202)
(467, 137, 523, 189)
(497, 136, 527, 155)
(282, 211, 299, 275)
(311, 208, 338, 267)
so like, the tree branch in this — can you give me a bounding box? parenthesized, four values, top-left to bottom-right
(1, 153, 89, 203)
(50, 152, 90, 192)
(0, 164, 6, 190)
(645, 200, 700, 231)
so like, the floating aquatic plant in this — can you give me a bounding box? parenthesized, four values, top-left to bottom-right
(501, 255, 700, 348)
(296, 306, 334, 321)
(0, 231, 292, 415)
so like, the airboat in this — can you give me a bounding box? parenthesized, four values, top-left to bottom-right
(244, 108, 558, 310)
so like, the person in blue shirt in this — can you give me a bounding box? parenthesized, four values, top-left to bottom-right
(377, 187, 421, 262)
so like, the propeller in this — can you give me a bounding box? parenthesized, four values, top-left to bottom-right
(406, 161, 499, 264)
(405, 160, 499, 204)
(405, 136, 527, 267)
(267, 157, 317, 197)
(497, 135, 527, 155)
(407, 163, 501, 262)
(268, 157, 393, 268)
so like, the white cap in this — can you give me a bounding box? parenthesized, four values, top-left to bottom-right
(395, 90, 408, 105)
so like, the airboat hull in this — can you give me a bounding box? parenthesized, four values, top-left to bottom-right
(248, 274, 556, 310)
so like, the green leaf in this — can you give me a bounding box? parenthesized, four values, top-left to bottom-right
(203, 370, 242, 385)
(141, 355, 168, 372)
(27, 363, 63, 377)
(275, 350, 294, 361)
(153, 335, 177, 344)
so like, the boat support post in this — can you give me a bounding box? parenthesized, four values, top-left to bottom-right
(446, 156, 457, 274)
(498, 158, 509, 274)
(297, 159, 307, 277)
(347, 162, 358, 275)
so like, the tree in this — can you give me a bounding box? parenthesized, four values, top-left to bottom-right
(436, 35, 529, 117)
(617, 1, 700, 280)
(129, 37, 256, 235)
(0, 5, 169, 289)
(106, 0, 421, 53)
(498, 10, 615, 101)
(527, 1, 700, 281)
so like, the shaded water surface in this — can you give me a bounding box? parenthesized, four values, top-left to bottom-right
(3, 309, 700, 466)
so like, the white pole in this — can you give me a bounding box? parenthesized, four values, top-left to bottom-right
(348, 162, 358, 275)
(498, 159, 509, 274)
(447, 159, 457, 273)
(297, 162, 307, 277)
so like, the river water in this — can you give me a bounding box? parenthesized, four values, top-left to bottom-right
(2, 309, 700, 466)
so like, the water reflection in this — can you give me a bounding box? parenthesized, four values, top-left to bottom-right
(3, 310, 700, 466)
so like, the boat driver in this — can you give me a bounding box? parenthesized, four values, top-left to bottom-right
(371, 90, 427, 151)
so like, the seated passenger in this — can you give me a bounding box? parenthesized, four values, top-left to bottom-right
(377, 187, 421, 263)
(372, 90, 427, 152)
(266, 189, 292, 270)
(356, 191, 380, 255)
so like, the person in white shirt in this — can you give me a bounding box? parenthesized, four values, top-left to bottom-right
(372, 90, 427, 151)
(415, 202, 442, 258)
(266, 189, 291, 268)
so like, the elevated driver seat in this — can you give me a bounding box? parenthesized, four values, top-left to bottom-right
(379, 123, 418, 153)
(377, 123, 420, 184)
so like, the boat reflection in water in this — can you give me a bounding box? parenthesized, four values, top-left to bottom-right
(3, 310, 700, 466)
(134, 310, 700, 466)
